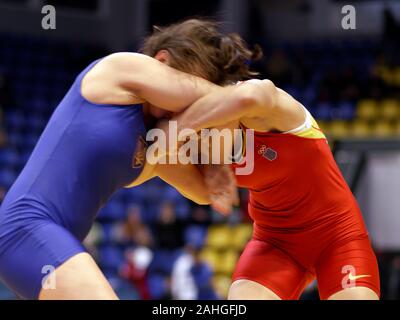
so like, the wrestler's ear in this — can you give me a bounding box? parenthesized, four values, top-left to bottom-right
(154, 50, 172, 65)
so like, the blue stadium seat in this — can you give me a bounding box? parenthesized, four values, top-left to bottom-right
(100, 223, 115, 244)
(0, 148, 19, 167)
(98, 245, 124, 271)
(124, 184, 146, 205)
(0, 168, 17, 188)
(302, 86, 317, 107)
(25, 115, 46, 133)
(143, 181, 164, 202)
(334, 101, 356, 120)
(98, 201, 126, 221)
(147, 274, 168, 299)
(175, 200, 190, 220)
(162, 186, 190, 219)
(5, 111, 24, 130)
(6, 132, 24, 148)
(163, 185, 182, 202)
(314, 102, 334, 120)
(143, 203, 160, 223)
(184, 225, 207, 248)
(148, 249, 181, 275)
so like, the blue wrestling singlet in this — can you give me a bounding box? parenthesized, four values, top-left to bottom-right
(0, 59, 147, 299)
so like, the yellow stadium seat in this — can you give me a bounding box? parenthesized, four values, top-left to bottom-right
(329, 121, 350, 139)
(213, 275, 231, 299)
(357, 99, 379, 121)
(216, 250, 239, 275)
(376, 65, 399, 86)
(231, 224, 252, 250)
(379, 66, 395, 85)
(372, 121, 395, 138)
(200, 248, 219, 270)
(349, 120, 372, 138)
(393, 122, 400, 136)
(206, 225, 232, 250)
(380, 99, 400, 120)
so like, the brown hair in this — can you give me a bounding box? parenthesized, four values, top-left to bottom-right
(140, 19, 262, 85)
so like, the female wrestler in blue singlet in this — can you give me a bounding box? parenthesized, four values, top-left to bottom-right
(0, 19, 258, 299)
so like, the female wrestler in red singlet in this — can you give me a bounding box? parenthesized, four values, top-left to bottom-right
(172, 79, 380, 300)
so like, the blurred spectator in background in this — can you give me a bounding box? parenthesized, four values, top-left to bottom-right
(154, 202, 184, 250)
(188, 206, 212, 227)
(114, 205, 153, 246)
(121, 235, 154, 300)
(171, 244, 197, 300)
(119, 205, 154, 299)
(171, 244, 218, 300)
(190, 246, 218, 300)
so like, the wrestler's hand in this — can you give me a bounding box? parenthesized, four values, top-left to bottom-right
(201, 164, 239, 216)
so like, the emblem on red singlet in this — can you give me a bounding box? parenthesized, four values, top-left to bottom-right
(258, 145, 277, 161)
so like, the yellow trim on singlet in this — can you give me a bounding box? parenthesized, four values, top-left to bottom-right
(290, 116, 326, 139)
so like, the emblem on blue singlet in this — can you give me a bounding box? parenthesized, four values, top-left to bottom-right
(132, 136, 147, 168)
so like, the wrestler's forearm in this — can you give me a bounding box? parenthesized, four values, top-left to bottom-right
(108, 53, 219, 112)
(173, 84, 263, 132)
